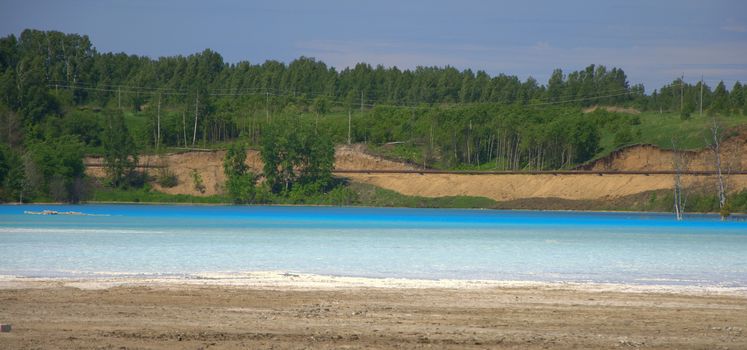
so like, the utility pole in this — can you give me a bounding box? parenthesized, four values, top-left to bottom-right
(347, 108, 352, 145)
(156, 93, 161, 152)
(699, 74, 704, 117)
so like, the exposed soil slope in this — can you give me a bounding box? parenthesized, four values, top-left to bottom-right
(85, 145, 414, 196)
(580, 132, 746, 171)
(85, 133, 747, 202)
(343, 173, 747, 201)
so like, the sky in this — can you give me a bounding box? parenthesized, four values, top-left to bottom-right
(1, 0, 746, 91)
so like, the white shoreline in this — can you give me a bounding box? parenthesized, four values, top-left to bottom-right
(1, 271, 745, 297)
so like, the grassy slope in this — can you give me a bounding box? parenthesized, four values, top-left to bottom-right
(91, 186, 231, 204)
(347, 182, 497, 208)
(86, 179, 747, 214)
(622, 111, 743, 150)
(89, 182, 497, 209)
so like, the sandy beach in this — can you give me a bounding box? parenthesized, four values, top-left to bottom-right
(1, 274, 746, 349)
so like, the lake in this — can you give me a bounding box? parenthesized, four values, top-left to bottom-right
(1, 204, 746, 287)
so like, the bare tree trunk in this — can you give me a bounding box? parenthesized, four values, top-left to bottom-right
(182, 110, 187, 147)
(671, 138, 687, 221)
(466, 121, 472, 166)
(452, 131, 458, 164)
(513, 136, 521, 170)
(495, 130, 500, 169)
(192, 94, 199, 147)
(487, 134, 494, 165)
(476, 137, 481, 166)
(709, 116, 728, 219)
(509, 136, 515, 170)
(429, 123, 434, 151)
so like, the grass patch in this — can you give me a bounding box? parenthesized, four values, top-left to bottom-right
(630, 111, 745, 150)
(90, 186, 230, 204)
(63, 180, 747, 215)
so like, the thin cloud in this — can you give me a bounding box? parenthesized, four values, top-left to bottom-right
(721, 18, 746, 33)
(533, 41, 551, 50)
(721, 25, 746, 33)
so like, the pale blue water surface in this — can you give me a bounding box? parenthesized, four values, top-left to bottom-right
(1, 204, 746, 287)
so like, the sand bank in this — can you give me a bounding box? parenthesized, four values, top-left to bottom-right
(2, 272, 747, 296)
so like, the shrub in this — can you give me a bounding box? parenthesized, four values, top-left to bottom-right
(157, 168, 178, 188)
(191, 169, 205, 193)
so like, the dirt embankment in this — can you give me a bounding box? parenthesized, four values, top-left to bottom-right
(85, 134, 747, 202)
(350, 133, 747, 202)
(333, 144, 417, 171)
(339, 132, 746, 202)
(85, 145, 414, 197)
(344, 173, 747, 202)
(580, 134, 746, 172)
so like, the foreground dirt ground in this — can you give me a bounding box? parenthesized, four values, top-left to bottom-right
(1, 284, 745, 349)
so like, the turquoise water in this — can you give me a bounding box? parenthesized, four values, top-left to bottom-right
(1, 204, 746, 286)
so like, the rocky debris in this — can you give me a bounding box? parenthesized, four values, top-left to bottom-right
(23, 210, 106, 216)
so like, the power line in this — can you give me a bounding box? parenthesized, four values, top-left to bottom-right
(47, 76, 645, 108)
(50, 82, 640, 110)
(49, 83, 189, 96)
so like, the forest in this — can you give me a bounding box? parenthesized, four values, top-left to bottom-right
(0, 29, 745, 203)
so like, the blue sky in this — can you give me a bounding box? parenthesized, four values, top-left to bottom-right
(1, 0, 746, 91)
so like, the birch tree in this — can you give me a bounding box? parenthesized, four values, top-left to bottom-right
(708, 115, 729, 220)
(671, 138, 687, 220)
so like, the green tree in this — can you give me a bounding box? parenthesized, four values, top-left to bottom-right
(546, 69, 564, 102)
(102, 110, 138, 187)
(0, 144, 9, 187)
(2, 151, 26, 202)
(731, 82, 744, 114)
(711, 81, 729, 113)
(261, 118, 334, 194)
(223, 142, 256, 203)
(25, 135, 86, 202)
(567, 117, 600, 163)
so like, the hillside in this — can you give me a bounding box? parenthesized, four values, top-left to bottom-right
(85, 135, 747, 205)
(85, 145, 416, 197)
(582, 129, 747, 171)
(3, 29, 746, 206)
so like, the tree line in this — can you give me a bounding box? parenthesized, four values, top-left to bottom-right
(1, 29, 746, 203)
